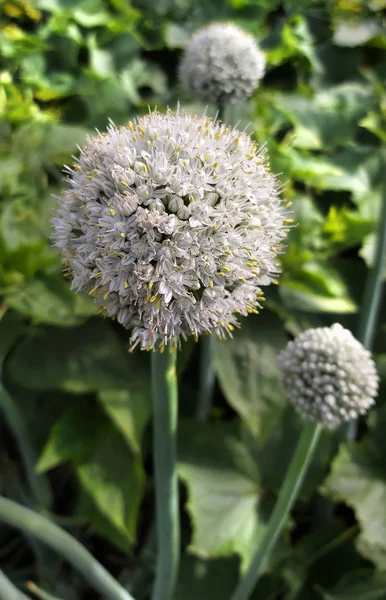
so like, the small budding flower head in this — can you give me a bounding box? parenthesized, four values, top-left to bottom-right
(179, 23, 265, 104)
(53, 109, 288, 351)
(278, 323, 379, 428)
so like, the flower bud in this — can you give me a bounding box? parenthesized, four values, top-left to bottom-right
(180, 23, 265, 104)
(278, 324, 379, 427)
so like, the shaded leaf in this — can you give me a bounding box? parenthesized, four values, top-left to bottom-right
(7, 320, 130, 392)
(316, 569, 386, 599)
(213, 311, 287, 442)
(323, 442, 386, 569)
(276, 84, 374, 150)
(176, 555, 239, 600)
(178, 419, 269, 571)
(98, 385, 151, 455)
(5, 276, 95, 326)
(38, 402, 144, 549)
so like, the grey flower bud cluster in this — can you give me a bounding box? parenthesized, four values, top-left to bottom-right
(278, 324, 378, 427)
(179, 23, 265, 105)
(53, 109, 288, 351)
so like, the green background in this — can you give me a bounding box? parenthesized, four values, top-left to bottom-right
(0, 0, 386, 598)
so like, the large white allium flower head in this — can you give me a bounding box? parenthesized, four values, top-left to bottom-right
(179, 23, 265, 104)
(278, 323, 379, 427)
(53, 109, 289, 351)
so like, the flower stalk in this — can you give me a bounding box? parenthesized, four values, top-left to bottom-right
(0, 496, 134, 600)
(151, 348, 180, 600)
(0, 568, 31, 600)
(346, 180, 386, 440)
(230, 421, 322, 600)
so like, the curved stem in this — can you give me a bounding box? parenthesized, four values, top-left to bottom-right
(151, 349, 180, 600)
(0, 569, 31, 600)
(196, 335, 216, 422)
(0, 497, 134, 600)
(230, 421, 322, 600)
(26, 582, 64, 600)
(346, 178, 386, 440)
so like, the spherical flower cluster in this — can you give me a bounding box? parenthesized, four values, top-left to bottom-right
(278, 324, 378, 427)
(179, 23, 265, 105)
(53, 109, 289, 351)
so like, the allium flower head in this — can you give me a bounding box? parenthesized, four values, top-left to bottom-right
(278, 324, 378, 427)
(53, 109, 288, 351)
(179, 23, 265, 104)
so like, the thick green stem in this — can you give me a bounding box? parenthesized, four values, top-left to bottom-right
(151, 349, 180, 600)
(0, 497, 134, 600)
(196, 335, 216, 422)
(346, 181, 386, 441)
(0, 569, 31, 600)
(230, 421, 322, 600)
(357, 186, 386, 350)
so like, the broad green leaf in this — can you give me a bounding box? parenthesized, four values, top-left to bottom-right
(323, 442, 386, 569)
(0, 198, 45, 251)
(284, 145, 375, 195)
(323, 206, 375, 252)
(7, 320, 130, 392)
(120, 59, 167, 105)
(37, 404, 102, 472)
(98, 386, 151, 454)
(77, 430, 144, 548)
(316, 569, 386, 599)
(279, 280, 357, 314)
(5, 276, 95, 326)
(213, 311, 287, 442)
(360, 112, 386, 142)
(178, 420, 269, 571)
(276, 84, 374, 150)
(77, 488, 135, 554)
(38, 403, 144, 549)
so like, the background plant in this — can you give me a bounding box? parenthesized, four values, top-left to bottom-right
(0, 0, 386, 598)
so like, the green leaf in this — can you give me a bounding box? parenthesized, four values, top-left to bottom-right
(120, 59, 167, 105)
(175, 555, 239, 600)
(7, 320, 130, 392)
(213, 312, 287, 442)
(360, 112, 386, 142)
(323, 206, 375, 252)
(76, 429, 144, 549)
(5, 276, 96, 326)
(178, 419, 269, 571)
(0, 311, 24, 365)
(0, 198, 46, 252)
(316, 569, 386, 599)
(38, 403, 144, 550)
(276, 84, 374, 150)
(37, 405, 101, 472)
(279, 280, 357, 314)
(323, 442, 386, 569)
(98, 385, 151, 455)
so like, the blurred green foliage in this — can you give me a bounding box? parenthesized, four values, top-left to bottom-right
(0, 0, 386, 597)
